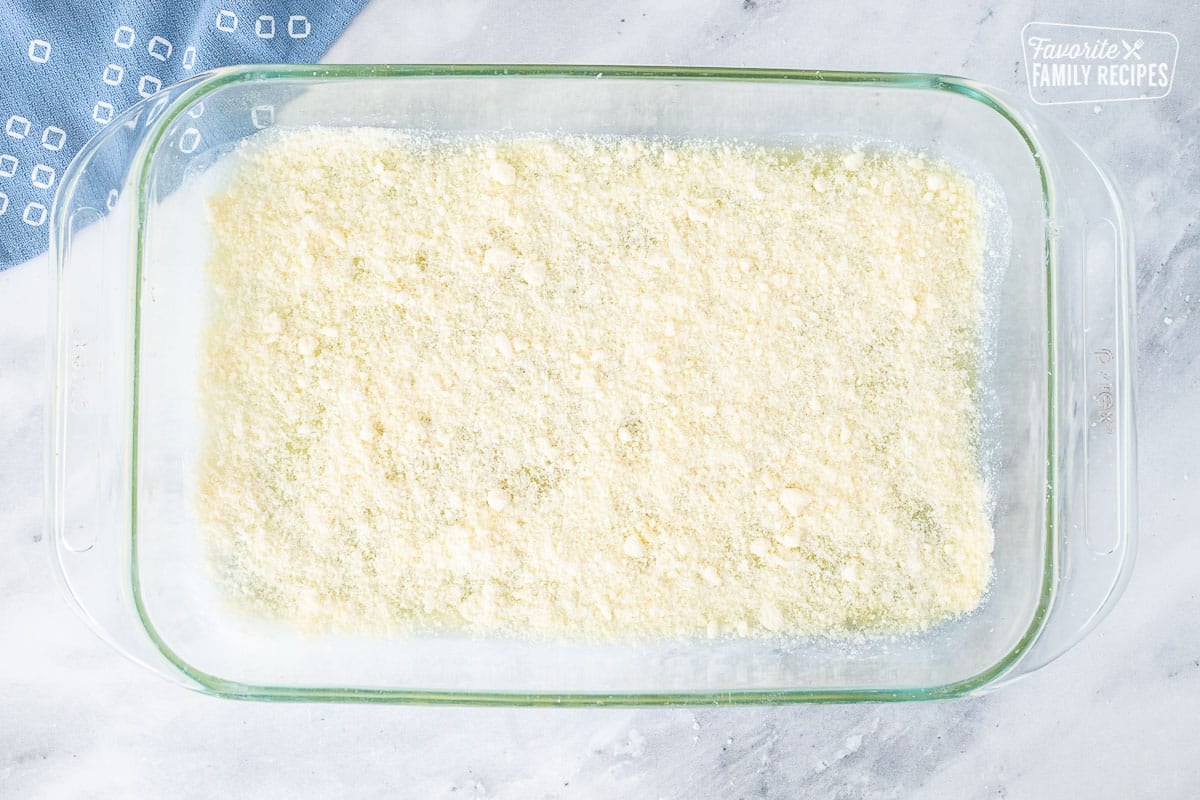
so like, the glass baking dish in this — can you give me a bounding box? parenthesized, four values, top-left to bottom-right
(48, 65, 1136, 703)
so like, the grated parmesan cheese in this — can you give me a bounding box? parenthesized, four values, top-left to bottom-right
(198, 129, 993, 639)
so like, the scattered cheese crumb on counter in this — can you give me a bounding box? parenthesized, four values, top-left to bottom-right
(198, 129, 993, 639)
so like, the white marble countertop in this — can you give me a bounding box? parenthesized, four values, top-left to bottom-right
(3, 1, 1199, 797)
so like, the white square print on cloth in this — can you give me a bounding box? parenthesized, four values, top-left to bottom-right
(5, 115, 31, 138)
(1, 2, 369, 268)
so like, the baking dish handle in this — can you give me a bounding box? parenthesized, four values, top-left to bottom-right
(48, 82, 210, 686)
(995, 128, 1138, 686)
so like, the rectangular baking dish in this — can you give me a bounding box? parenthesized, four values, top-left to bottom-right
(49, 65, 1136, 703)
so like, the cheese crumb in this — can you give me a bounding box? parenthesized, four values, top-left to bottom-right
(759, 601, 785, 632)
(199, 130, 993, 640)
(488, 159, 517, 185)
(623, 534, 647, 559)
(778, 488, 810, 516)
(486, 489, 510, 512)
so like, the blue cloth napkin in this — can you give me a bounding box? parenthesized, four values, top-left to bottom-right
(0, 0, 367, 270)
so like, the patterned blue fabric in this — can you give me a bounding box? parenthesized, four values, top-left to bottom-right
(0, 0, 366, 269)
